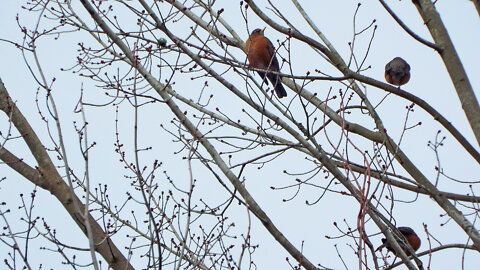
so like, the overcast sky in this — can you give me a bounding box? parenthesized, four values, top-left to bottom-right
(1, 1, 480, 269)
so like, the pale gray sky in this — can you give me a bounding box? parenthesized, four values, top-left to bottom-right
(1, 1, 479, 269)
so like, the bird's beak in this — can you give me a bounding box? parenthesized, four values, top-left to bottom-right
(261, 27, 266, 34)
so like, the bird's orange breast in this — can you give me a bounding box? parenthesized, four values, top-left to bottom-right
(246, 36, 272, 69)
(407, 234, 421, 251)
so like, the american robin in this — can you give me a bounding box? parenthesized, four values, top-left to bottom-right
(245, 28, 287, 98)
(385, 57, 411, 86)
(377, 226, 421, 255)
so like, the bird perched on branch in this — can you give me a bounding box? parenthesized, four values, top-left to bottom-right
(385, 57, 411, 87)
(245, 28, 287, 98)
(377, 226, 421, 255)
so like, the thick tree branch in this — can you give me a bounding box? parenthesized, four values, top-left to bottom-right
(348, 71, 480, 164)
(378, 0, 439, 50)
(413, 0, 480, 147)
(0, 78, 134, 270)
(386, 243, 477, 269)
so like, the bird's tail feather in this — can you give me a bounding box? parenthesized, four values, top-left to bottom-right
(267, 73, 287, 98)
(376, 243, 386, 252)
(257, 71, 269, 85)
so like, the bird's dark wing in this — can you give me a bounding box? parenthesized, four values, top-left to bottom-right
(266, 39, 281, 72)
(398, 227, 416, 236)
(266, 39, 287, 98)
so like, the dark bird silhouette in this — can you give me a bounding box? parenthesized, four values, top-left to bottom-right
(385, 57, 411, 86)
(245, 28, 287, 98)
(377, 226, 421, 255)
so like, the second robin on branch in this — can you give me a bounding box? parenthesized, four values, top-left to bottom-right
(385, 57, 411, 87)
(376, 226, 421, 256)
(245, 28, 287, 98)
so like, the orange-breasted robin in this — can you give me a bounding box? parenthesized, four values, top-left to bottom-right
(377, 226, 421, 255)
(245, 28, 287, 98)
(385, 57, 411, 86)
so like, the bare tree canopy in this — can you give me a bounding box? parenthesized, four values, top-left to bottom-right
(1, 1, 480, 269)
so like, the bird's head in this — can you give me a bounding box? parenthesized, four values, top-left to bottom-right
(398, 227, 417, 236)
(250, 28, 266, 36)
